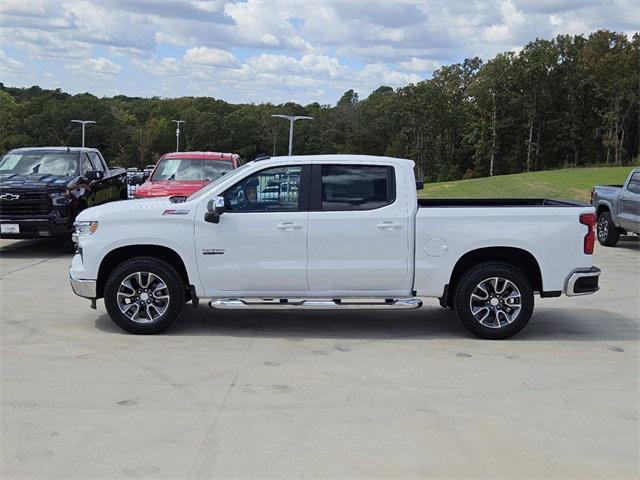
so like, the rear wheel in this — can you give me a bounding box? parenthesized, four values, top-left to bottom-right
(597, 211, 620, 246)
(104, 256, 185, 334)
(454, 262, 534, 339)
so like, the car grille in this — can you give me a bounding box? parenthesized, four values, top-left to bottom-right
(0, 191, 51, 216)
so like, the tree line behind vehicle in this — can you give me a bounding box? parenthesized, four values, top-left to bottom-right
(1, 30, 637, 183)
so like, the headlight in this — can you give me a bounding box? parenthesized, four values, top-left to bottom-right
(50, 191, 71, 206)
(73, 221, 99, 238)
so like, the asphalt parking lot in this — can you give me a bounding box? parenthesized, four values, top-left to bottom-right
(1, 238, 638, 479)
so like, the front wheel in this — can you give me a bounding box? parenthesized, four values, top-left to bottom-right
(597, 211, 620, 246)
(454, 262, 534, 339)
(104, 256, 185, 334)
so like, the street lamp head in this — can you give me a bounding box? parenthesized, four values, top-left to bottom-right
(70, 120, 96, 148)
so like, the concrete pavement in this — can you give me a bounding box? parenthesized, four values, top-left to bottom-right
(1, 237, 638, 479)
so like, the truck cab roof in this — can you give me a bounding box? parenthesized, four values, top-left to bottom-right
(258, 154, 414, 165)
(9, 146, 101, 155)
(162, 152, 240, 161)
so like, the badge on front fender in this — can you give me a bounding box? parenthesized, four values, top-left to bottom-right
(162, 209, 189, 215)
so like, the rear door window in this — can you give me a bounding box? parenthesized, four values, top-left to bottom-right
(315, 165, 395, 211)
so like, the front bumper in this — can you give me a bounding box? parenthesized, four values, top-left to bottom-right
(70, 271, 97, 299)
(0, 217, 72, 239)
(565, 267, 601, 296)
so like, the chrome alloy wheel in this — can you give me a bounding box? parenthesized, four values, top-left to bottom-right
(469, 277, 522, 329)
(597, 216, 608, 242)
(117, 271, 170, 324)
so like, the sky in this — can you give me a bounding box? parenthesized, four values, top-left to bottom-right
(0, 0, 638, 105)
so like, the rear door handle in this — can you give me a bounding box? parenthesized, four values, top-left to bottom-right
(277, 222, 302, 230)
(377, 222, 402, 230)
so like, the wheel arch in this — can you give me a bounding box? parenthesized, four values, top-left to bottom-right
(596, 202, 611, 217)
(96, 244, 190, 299)
(444, 246, 543, 307)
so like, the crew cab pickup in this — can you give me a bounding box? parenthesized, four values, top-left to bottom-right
(0, 147, 127, 242)
(592, 168, 640, 246)
(133, 152, 241, 198)
(70, 155, 600, 339)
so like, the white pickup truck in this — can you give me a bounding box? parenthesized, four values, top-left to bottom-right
(70, 155, 600, 339)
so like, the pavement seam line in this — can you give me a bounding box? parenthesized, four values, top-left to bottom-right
(0, 254, 66, 279)
(188, 332, 257, 479)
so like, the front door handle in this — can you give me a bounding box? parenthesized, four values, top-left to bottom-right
(377, 222, 402, 230)
(277, 222, 302, 230)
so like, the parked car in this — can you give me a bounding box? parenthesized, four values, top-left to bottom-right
(133, 152, 241, 198)
(591, 168, 640, 246)
(0, 147, 127, 244)
(70, 154, 600, 339)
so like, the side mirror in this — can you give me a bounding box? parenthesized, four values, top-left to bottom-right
(85, 170, 104, 181)
(204, 196, 226, 224)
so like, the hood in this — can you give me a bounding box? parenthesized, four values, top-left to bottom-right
(135, 179, 206, 197)
(76, 196, 177, 222)
(0, 173, 76, 191)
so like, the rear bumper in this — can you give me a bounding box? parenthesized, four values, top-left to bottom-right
(0, 217, 72, 239)
(565, 267, 601, 296)
(70, 271, 96, 299)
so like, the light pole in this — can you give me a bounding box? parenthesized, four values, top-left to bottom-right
(71, 120, 96, 148)
(172, 120, 186, 152)
(271, 115, 313, 156)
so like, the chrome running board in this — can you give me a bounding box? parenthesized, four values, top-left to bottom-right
(209, 298, 423, 310)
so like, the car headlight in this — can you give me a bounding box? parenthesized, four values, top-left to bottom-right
(50, 191, 72, 206)
(73, 221, 99, 238)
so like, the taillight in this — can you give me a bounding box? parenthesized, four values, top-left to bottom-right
(580, 213, 596, 254)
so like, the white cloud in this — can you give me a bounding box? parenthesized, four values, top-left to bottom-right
(481, 0, 528, 45)
(183, 47, 239, 67)
(65, 57, 123, 79)
(0, 50, 25, 76)
(397, 57, 441, 72)
(0, 0, 637, 103)
(260, 33, 280, 46)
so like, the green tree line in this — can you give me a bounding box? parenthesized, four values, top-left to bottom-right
(1, 30, 638, 182)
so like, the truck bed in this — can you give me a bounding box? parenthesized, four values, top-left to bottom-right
(413, 198, 594, 297)
(418, 198, 587, 208)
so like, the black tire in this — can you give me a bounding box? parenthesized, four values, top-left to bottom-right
(597, 210, 620, 247)
(454, 262, 534, 340)
(104, 256, 185, 334)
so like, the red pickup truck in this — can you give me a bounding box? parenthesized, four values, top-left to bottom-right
(134, 152, 241, 198)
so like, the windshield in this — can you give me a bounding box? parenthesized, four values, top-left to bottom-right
(0, 151, 78, 176)
(151, 158, 233, 182)
(187, 162, 255, 202)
